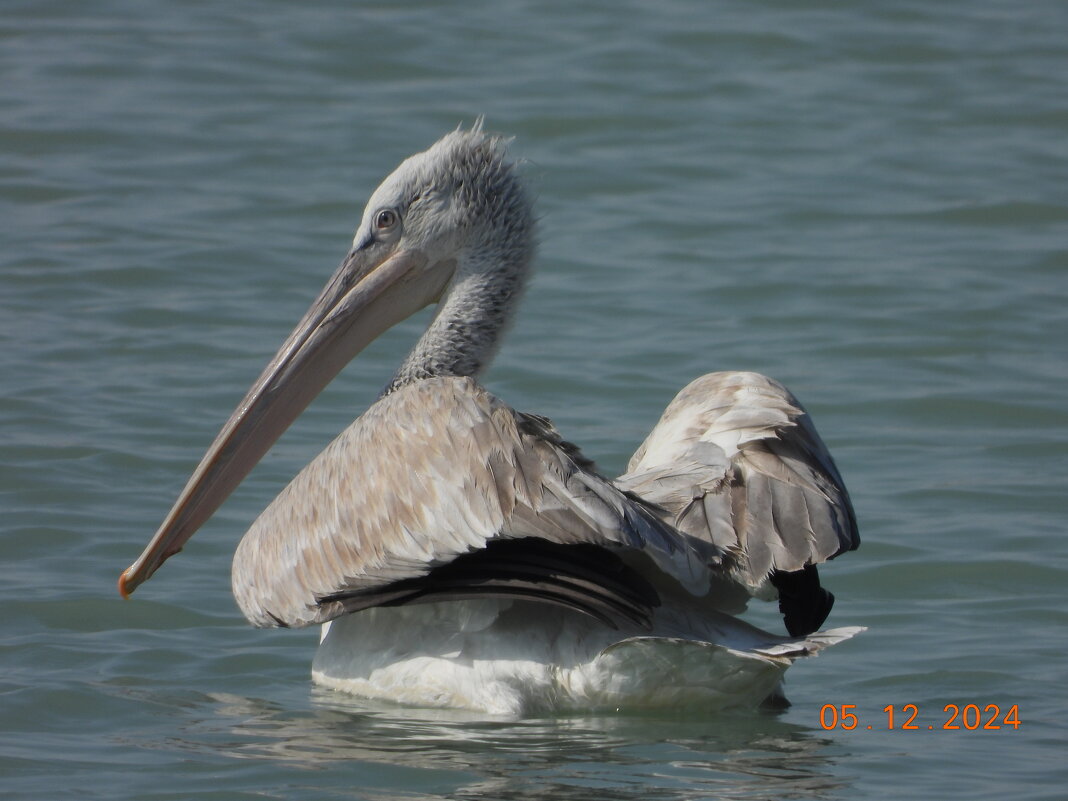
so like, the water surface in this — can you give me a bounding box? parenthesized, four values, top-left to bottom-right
(2, 0, 1066, 798)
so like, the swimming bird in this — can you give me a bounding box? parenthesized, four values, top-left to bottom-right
(119, 125, 860, 715)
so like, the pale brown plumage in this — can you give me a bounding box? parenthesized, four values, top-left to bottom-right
(617, 371, 857, 593)
(233, 375, 721, 628)
(233, 370, 857, 631)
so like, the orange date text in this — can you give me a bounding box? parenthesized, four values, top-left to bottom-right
(819, 703, 1020, 731)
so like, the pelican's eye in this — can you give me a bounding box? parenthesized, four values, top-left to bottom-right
(375, 208, 399, 230)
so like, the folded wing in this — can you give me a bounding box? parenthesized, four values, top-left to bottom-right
(232, 376, 720, 628)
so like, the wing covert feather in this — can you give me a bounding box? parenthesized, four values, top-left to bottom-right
(232, 377, 713, 627)
(616, 371, 858, 590)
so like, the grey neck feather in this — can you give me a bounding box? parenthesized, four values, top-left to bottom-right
(385, 249, 531, 394)
(383, 129, 536, 394)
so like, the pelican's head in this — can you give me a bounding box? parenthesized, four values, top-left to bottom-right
(355, 127, 534, 282)
(119, 124, 534, 597)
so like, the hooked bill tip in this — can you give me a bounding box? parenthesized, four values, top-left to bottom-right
(118, 570, 134, 600)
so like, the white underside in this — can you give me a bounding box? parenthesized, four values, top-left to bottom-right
(311, 600, 862, 716)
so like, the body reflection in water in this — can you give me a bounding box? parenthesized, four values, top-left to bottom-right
(172, 688, 850, 800)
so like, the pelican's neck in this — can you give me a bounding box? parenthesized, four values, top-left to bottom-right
(385, 251, 529, 394)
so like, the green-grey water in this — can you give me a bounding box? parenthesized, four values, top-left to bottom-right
(3, 0, 1066, 798)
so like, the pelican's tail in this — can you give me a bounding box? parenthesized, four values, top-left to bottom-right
(558, 625, 865, 712)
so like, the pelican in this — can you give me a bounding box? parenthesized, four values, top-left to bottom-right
(120, 125, 861, 715)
